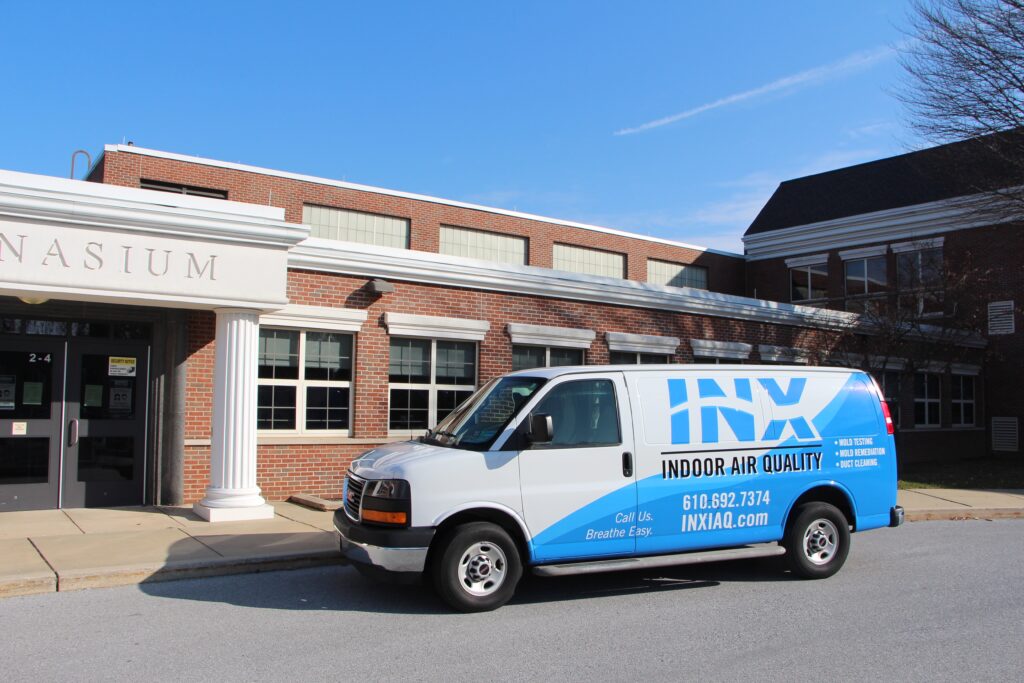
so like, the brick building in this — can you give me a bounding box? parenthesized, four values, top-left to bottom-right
(0, 136, 1017, 514)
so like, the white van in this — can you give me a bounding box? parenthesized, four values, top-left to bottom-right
(335, 365, 903, 612)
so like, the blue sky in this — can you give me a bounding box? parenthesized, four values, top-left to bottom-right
(0, 2, 918, 253)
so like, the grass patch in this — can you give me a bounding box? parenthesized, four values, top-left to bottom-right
(898, 457, 1024, 490)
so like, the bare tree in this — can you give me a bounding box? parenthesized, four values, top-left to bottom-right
(899, 0, 1024, 213)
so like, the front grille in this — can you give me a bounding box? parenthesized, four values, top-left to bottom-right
(344, 473, 365, 521)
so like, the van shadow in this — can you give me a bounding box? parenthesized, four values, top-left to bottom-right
(137, 553, 791, 615)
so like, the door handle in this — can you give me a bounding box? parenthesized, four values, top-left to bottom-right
(68, 419, 78, 447)
(622, 451, 633, 478)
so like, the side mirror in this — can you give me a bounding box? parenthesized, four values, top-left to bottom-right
(527, 413, 554, 444)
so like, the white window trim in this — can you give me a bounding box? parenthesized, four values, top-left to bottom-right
(951, 374, 976, 427)
(385, 312, 489, 341)
(785, 253, 829, 268)
(758, 344, 810, 364)
(689, 339, 752, 360)
(258, 327, 355, 436)
(950, 363, 981, 376)
(914, 371, 942, 428)
(606, 331, 680, 355)
(838, 245, 888, 260)
(891, 236, 944, 254)
(388, 338, 478, 438)
(507, 323, 595, 349)
(261, 304, 368, 333)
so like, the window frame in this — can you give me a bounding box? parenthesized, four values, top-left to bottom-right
(511, 345, 585, 371)
(257, 327, 355, 436)
(552, 243, 627, 279)
(439, 224, 528, 265)
(913, 371, 942, 428)
(647, 258, 709, 290)
(303, 204, 411, 249)
(388, 337, 479, 437)
(951, 374, 976, 428)
(790, 263, 829, 303)
(897, 247, 945, 318)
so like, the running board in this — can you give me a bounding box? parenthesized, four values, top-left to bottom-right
(532, 544, 786, 577)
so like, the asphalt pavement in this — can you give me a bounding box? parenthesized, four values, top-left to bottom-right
(3, 519, 1022, 682)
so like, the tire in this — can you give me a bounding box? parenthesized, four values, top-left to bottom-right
(431, 521, 523, 612)
(784, 502, 850, 579)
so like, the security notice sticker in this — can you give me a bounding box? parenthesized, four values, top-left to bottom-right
(108, 357, 137, 377)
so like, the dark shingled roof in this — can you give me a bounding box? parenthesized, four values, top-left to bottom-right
(745, 129, 1024, 236)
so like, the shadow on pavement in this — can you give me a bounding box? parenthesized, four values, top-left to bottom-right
(138, 555, 790, 615)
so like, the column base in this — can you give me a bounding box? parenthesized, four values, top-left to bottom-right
(192, 502, 276, 522)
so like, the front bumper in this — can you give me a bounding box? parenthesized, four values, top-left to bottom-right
(890, 505, 905, 527)
(333, 509, 434, 574)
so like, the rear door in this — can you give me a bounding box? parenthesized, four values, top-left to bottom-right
(517, 372, 637, 562)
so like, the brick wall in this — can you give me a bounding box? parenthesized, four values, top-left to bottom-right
(91, 150, 747, 295)
(179, 268, 832, 502)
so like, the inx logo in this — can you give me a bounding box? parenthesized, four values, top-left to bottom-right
(668, 377, 818, 444)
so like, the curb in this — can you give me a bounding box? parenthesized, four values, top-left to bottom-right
(905, 509, 1024, 522)
(1, 552, 342, 598)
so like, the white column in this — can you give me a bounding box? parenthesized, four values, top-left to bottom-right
(193, 308, 275, 522)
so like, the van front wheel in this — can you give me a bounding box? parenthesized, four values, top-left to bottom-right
(784, 502, 850, 579)
(431, 522, 522, 612)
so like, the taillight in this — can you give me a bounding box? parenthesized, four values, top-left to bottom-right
(879, 398, 895, 435)
(869, 376, 895, 435)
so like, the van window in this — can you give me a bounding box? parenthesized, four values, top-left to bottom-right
(533, 379, 620, 447)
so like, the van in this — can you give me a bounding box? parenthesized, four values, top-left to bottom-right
(334, 365, 903, 612)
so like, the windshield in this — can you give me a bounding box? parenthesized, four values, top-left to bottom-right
(427, 376, 546, 451)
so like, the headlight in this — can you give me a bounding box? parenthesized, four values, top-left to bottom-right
(368, 479, 410, 499)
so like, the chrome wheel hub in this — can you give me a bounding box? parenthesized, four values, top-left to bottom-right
(803, 518, 839, 565)
(458, 542, 507, 596)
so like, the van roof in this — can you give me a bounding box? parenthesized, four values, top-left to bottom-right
(505, 364, 864, 380)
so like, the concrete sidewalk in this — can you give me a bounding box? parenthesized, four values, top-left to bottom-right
(1, 489, 1023, 599)
(0, 501, 340, 598)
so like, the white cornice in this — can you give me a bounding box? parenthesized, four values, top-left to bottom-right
(690, 339, 752, 360)
(507, 323, 595, 349)
(101, 144, 742, 258)
(606, 331, 680, 355)
(759, 344, 810, 364)
(290, 239, 858, 331)
(261, 304, 368, 332)
(384, 312, 489, 341)
(891, 236, 944, 253)
(785, 253, 829, 268)
(838, 245, 888, 260)
(0, 169, 307, 249)
(743, 191, 1015, 261)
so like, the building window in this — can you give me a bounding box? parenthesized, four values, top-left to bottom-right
(692, 356, 723, 364)
(897, 247, 944, 317)
(511, 345, 583, 371)
(389, 338, 476, 432)
(951, 375, 975, 427)
(610, 351, 671, 364)
(552, 244, 626, 279)
(140, 178, 227, 199)
(303, 204, 409, 249)
(790, 264, 828, 302)
(257, 329, 353, 433)
(647, 259, 708, 290)
(440, 225, 527, 265)
(845, 256, 887, 313)
(914, 372, 941, 427)
(878, 370, 901, 428)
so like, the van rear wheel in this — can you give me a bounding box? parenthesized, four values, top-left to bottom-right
(431, 521, 522, 612)
(784, 502, 850, 579)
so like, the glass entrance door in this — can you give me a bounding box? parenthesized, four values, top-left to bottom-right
(0, 338, 66, 511)
(61, 339, 149, 508)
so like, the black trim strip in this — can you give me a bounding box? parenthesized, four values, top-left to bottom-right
(661, 443, 823, 456)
